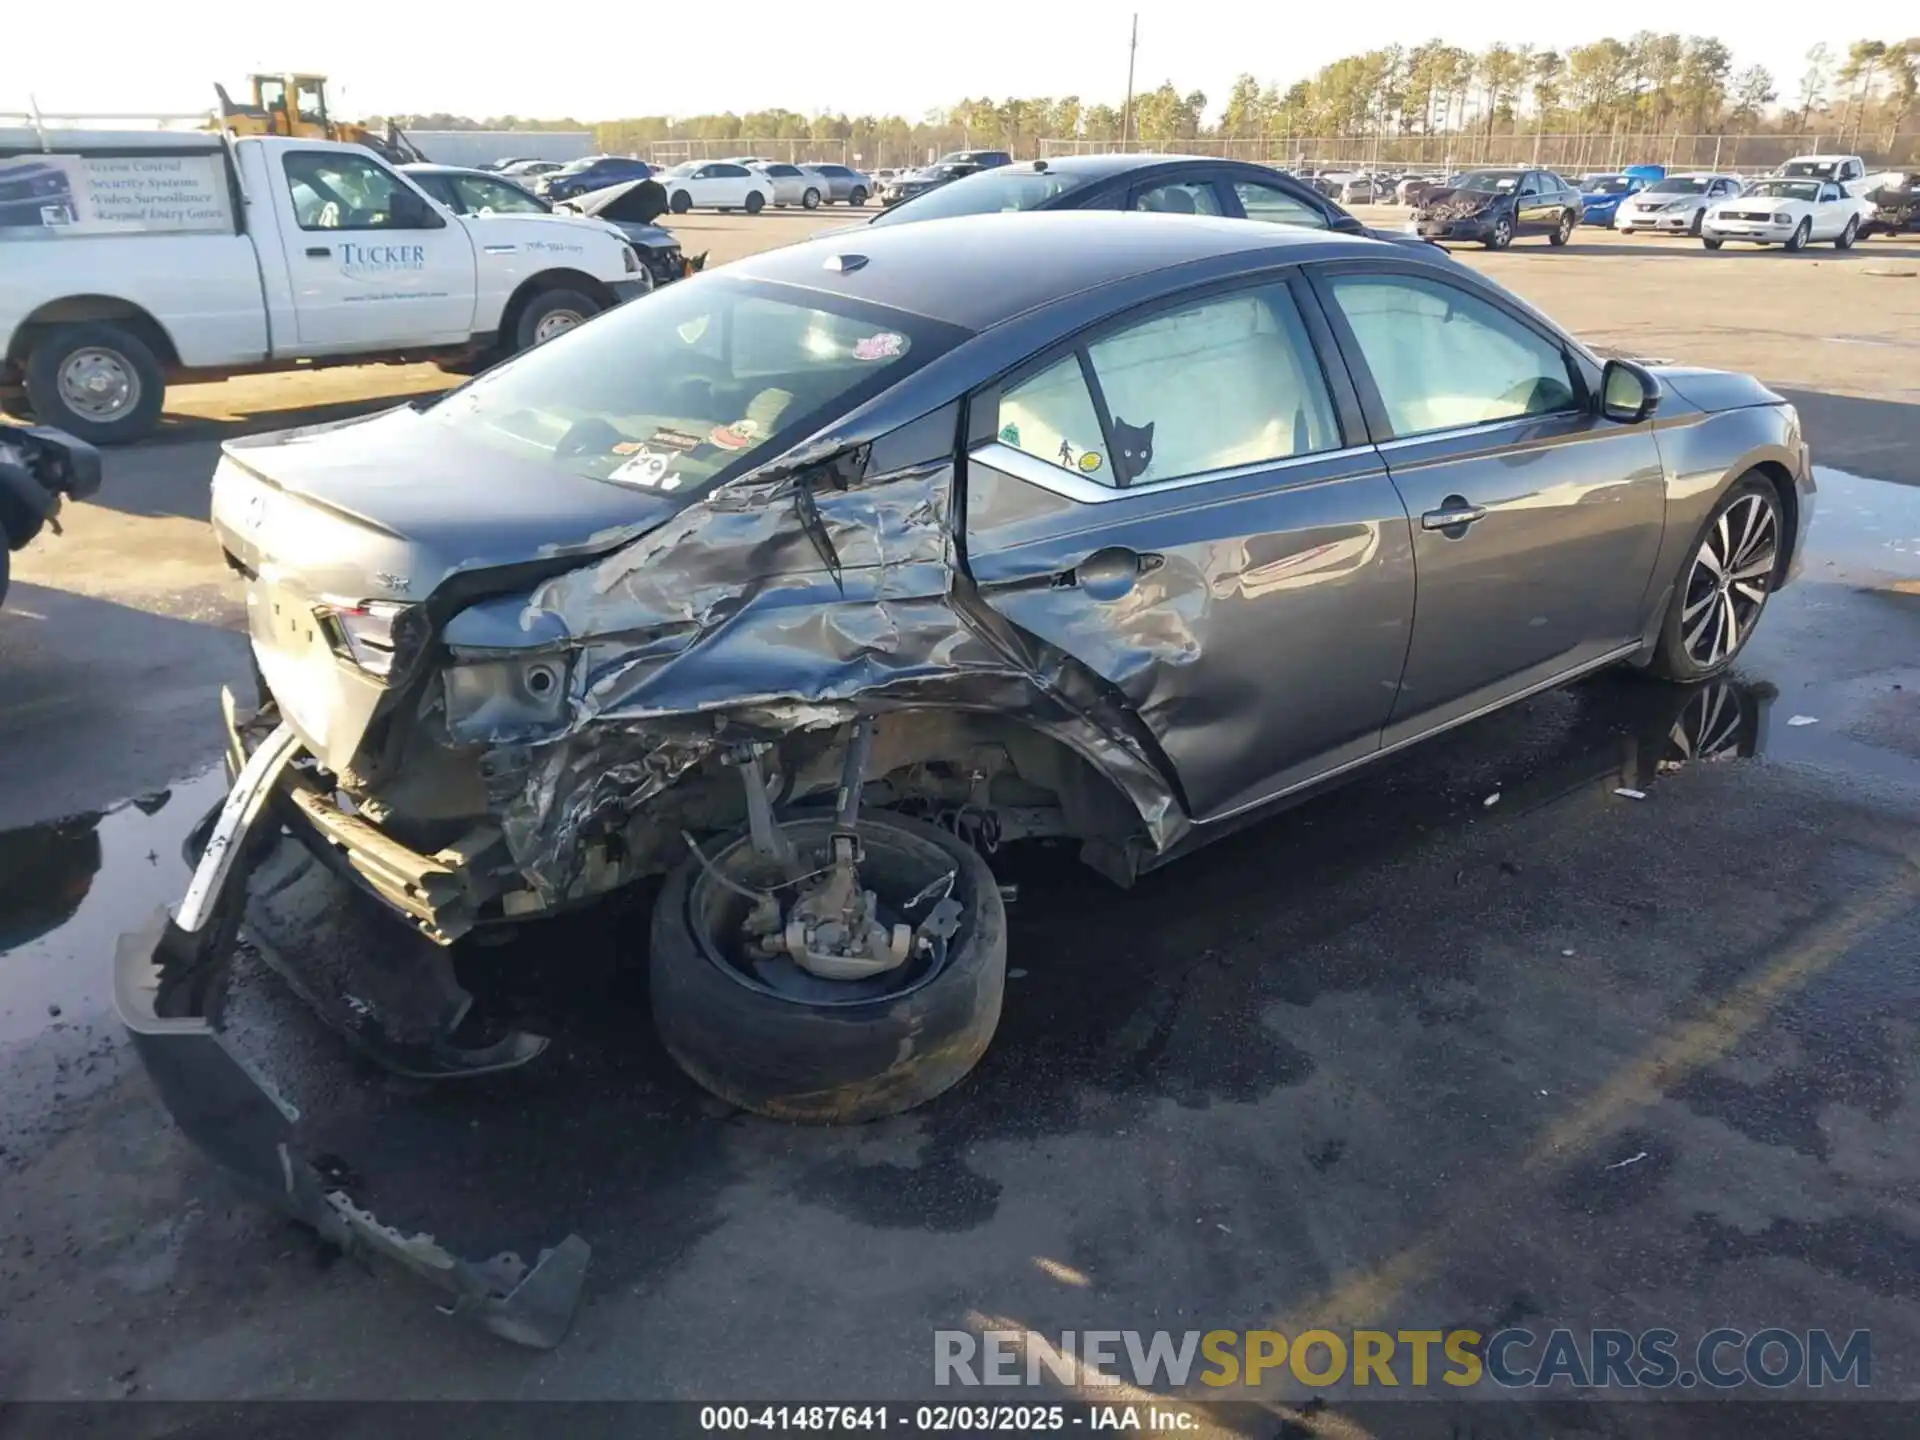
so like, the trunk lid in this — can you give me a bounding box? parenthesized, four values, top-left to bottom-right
(213, 405, 682, 771)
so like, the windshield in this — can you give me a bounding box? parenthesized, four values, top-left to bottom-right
(867, 167, 1092, 226)
(420, 277, 961, 493)
(1780, 160, 1838, 178)
(1582, 175, 1632, 194)
(1454, 171, 1523, 193)
(1743, 180, 1819, 202)
(664, 162, 697, 176)
(1647, 177, 1713, 194)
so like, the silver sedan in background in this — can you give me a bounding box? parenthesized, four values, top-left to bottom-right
(802, 163, 874, 205)
(750, 163, 829, 209)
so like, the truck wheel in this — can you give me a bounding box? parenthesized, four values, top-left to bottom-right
(744, 192, 766, 215)
(513, 289, 600, 351)
(650, 811, 1007, 1123)
(24, 322, 165, 445)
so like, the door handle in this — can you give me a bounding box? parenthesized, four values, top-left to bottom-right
(1421, 498, 1488, 534)
(304, 246, 331, 257)
(1065, 547, 1162, 601)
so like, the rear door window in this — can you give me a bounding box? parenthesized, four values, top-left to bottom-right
(1231, 181, 1328, 229)
(1133, 179, 1224, 216)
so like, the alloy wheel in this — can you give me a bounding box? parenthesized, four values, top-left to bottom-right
(1680, 493, 1777, 667)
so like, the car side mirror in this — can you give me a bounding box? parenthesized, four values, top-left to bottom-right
(1600, 358, 1660, 425)
(391, 188, 444, 229)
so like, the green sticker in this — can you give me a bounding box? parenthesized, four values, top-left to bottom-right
(999, 422, 1020, 446)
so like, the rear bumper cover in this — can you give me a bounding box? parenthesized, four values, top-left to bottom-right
(114, 713, 589, 1348)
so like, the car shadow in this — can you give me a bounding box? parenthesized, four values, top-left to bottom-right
(1776, 388, 1920, 488)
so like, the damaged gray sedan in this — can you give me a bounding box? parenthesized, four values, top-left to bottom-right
(119, 211, 1813, 1344)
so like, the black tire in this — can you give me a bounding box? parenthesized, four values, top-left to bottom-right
(848, 186, 868, 206)
(1834, 217, 1858, 250)
(1645, 473, 1784, 682)
(651, 811, 1007, 1123)
(512, 288, 600, 352)
(670, 190, 692, 214)
(1549, 210, 1574, 245)
(1702, 237, 1724, 250)
(23, 321, 165, 445)
(1784, 218, 1811, 252)
(744, 191, 766, 215)
(801, 187, 821, 210)
(1485, 214, 1513, 250)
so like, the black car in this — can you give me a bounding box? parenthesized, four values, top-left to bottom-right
(862, 154, 1426, 250)
(538, 155, 656, 203)
(1411, 168, 1584, 249)
(401, 164, 692, 292)
(1, 422, 100, 603)
(879, 149, 1014, 206)
(1864, 172, 1919, 236)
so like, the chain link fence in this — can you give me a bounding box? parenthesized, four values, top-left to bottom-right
(1037, 133, 1910, 174)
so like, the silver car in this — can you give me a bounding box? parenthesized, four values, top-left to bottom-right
(802, 163, 874, 206)
(750, 162, 828, 209)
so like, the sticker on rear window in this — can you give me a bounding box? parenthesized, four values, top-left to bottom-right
(853, 331, 906, 361)
(650, 427, 704, 452)
(609, 446, 683, 490)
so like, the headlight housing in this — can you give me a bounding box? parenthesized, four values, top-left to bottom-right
(622, 244, 641, 273)
(318, 599, 415, 678)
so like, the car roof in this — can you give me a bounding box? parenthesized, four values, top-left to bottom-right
(401, 163, 493, 178)
(993, 153, 1277, 181)
(728, 210, 1392, 331)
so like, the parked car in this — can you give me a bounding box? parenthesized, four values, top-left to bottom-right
(1612, 174, 1744, 236)
(750, 162, 828, 209)
(538, 156, 656, 203)
(1576, 171, 1661, 227)
(655, 161, 775, 214)
(1863, 171, 1920, 235)
(858, 155, 1440, 253)
(128, 213, 1812, 1346)
(1397, 173, 1454, 206)
(401, 163, 547, 216)
(1336, 173, 1385, 204)
(500, 159, 565, 179)
(802, 163, 872, 206)
(1699, 177, 1877, 251)
(0, 421, 99, 603)
(554, 180, 703, 288)
(1410, 168, 1584, 248)
(1, 133, 646, 443)
(880, 150, 1014, 206)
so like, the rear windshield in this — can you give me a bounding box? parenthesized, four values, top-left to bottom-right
(868, 167, 1092, 225)
(1582, 175, 1632, 194)
(1780, 160, 1839, 178)
(420, 277, 962, 493)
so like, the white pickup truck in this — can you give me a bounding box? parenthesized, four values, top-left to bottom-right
(0, 130, 652, 442)
(1772, 153, 1872, 195)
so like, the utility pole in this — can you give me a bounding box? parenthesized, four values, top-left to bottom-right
(1120, 13, 1138, 153)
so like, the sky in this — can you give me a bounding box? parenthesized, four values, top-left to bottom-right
(4, 1, 1912, 127)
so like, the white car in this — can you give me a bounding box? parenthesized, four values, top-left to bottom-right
(1612, 173, 1743, 235)
(655, 161, 775, 215)
(1700, 177, 1878, 251)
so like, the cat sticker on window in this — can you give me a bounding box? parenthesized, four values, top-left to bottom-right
(1111, 417, 1155, 484)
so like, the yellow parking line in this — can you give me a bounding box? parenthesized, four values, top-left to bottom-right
(1272, 859, 1920, 1340)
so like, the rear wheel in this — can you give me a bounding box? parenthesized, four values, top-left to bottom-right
(1550, 210, 1574, 245)
(23, 321, 166, 445)
(1834, 216, 1858, 250)
(1784, 218, 1811, 252)
(1646, 475, 1783, 682)
(744, 191, 765, 215)
(801, 187, 821, 209)
(650, 812, 1007, 1123)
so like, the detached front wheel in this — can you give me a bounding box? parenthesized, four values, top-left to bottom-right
(651, 812, 1007, 1123)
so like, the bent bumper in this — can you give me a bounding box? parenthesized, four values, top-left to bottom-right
(115, 716, 588, 1347)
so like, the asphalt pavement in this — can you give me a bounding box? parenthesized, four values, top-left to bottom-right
(1, 216, 1917, 1429)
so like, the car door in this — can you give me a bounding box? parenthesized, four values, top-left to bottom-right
(1513, 172, 1549, 233)
(963, 275, 1417, 820)
(1814, 182, 1847, 237)
(1308, 262, 1666, 742)
(275, 150, 477, 352)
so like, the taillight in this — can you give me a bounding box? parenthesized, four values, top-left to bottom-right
(319, 600, 413, 677)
